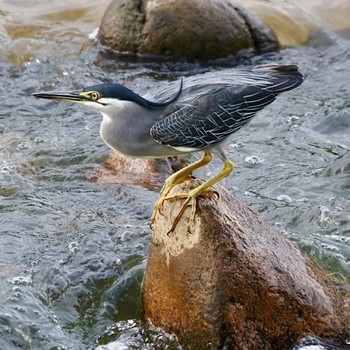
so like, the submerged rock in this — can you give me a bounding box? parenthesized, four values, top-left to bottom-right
(98, 0, 278, 60)
(142, 180, 350, 349)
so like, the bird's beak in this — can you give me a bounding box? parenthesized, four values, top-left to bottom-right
(32, 91, 90, 104)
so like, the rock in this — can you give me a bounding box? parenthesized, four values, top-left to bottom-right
(142, 180, 350, 349)
(99, 0, 350, 59)
(88, 152, 186, 188)
(104, 152, 160, 174)
(99, 0, 145, 55)
(98, 0, 278, 60)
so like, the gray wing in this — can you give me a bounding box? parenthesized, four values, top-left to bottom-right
(150, 64, 303, 149)
(149, 85, 276, 149)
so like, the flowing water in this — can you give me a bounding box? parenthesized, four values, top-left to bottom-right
(0, 1, 350, 349)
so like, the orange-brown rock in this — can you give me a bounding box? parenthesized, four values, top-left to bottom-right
(87, 152, 163, 188)
(142, 180, 350, 349)
(88, 152, 185, 188)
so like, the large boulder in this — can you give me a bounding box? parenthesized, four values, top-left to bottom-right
(98, 0, 278, 60)
(142, 180, 350, 349)
(99, 0, 350, 59)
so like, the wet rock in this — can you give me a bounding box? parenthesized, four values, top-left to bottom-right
(99, 0, 350, 58)
(89, 152, 186, 189)
(98, 0, 278, 60)
(103, 152, 161, 174)
(142, 180, 350, 349)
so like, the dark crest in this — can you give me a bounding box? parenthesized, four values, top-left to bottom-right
(83, 78, 183, 109)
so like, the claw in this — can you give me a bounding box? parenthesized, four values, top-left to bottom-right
(166, 194, 197, 235)
(151, 183, 174, 224)
(151, 194, 167, 222)
(151, 152, 214, 228)
(213, 190, 220, 200)
(150, 152, 235, 234)
(165, 189, 216, 235)
(156, 197, 166, 217)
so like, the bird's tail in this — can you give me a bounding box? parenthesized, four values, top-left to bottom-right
(253, 64, 304, 93)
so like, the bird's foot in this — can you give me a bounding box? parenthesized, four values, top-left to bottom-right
(165, 189, 217, 235)
(150, 194, 167, 226)
(150, 176, 193, 226)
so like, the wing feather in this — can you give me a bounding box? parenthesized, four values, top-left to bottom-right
(150, 64, 303, 149)
(150, 85, 275, 149)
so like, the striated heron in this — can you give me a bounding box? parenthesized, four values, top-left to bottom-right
(33, 64, 303, 233)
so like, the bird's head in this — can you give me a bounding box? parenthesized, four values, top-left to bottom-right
(33, 80, 183, 114)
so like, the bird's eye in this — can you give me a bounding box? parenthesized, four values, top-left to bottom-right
(91, 92, 100, 101)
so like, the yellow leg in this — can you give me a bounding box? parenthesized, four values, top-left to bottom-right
(151, 151, 213, 224)
(167, 158, 235, 234)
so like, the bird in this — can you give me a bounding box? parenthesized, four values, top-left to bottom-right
(33, 63, 303, 234)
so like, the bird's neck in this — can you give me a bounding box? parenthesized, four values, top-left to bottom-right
(98, 106, 160, 157)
